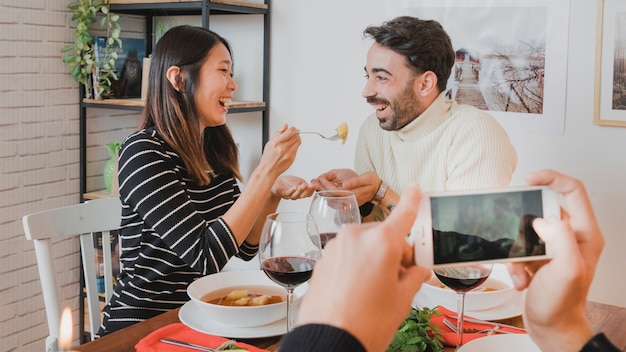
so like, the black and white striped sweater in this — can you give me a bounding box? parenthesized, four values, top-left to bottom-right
(97, 127, 257, 336)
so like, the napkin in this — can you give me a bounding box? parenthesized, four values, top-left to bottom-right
(431, 305, 526, 346)
(135, 323, 270, 352)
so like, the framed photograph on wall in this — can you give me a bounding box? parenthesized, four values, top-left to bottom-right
(386, 0, 570, 135)
(594, 0, 626, 127)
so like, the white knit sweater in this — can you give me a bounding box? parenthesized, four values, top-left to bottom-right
(355, 93, 517, 219)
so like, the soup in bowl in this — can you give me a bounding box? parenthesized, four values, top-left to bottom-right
(188, 270, 307, 327)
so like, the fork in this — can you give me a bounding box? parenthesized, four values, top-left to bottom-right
(160, 338, 240, 351)
(442, 318, 515, 335)
(298, 131, 343, 141)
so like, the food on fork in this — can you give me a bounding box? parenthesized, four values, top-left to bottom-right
(335, 122, 348, 144)
(298, 122, 349, 143)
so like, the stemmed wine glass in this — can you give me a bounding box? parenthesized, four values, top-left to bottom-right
(259, 212, 323, 332)
(308, 190, 361, 248)
(433, 264, 493, 349)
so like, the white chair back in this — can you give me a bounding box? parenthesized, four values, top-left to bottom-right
(22, 197, 121, 351)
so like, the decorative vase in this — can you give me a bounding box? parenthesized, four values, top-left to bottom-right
(103, 142, 122, 194)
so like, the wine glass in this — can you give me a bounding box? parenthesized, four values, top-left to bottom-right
(308, 190, 361, 248)
(433, 264, 493, 349)
(259, 212, 323, 332)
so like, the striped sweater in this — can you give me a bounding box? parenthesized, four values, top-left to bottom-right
(97, 127, 257, 336)
(355, 93, 517, 220)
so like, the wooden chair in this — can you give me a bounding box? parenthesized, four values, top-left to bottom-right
(22, 197, 121, 351)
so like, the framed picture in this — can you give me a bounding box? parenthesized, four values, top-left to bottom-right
(387, 0, 570, 135)
(594, 0, 626, 127)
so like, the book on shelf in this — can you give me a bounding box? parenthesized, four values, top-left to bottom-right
(141, 57, 150, 101)
(93, 36, 146, 99)
(93, 230, 121, 294)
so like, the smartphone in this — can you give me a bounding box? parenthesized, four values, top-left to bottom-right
(412, 186, 560, 268)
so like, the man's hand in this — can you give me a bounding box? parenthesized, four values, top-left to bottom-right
(297, 183, 431, 352)
(312, 169, 381, 205)
(507, 169, 601, 352)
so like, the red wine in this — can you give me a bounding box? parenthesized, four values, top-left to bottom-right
(320, 232, 337, 248)
(261, 256, 316, 288)
(434, 266, 490, 293)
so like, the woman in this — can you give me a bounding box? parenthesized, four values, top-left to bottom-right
(97, 25, 314, 336)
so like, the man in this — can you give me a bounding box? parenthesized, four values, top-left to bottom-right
(280, 170, 619, 352)
(485, 197, 520, 240)
(314, 16, 517, 220)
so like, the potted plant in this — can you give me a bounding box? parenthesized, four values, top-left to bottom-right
(61, 0, 122, 99)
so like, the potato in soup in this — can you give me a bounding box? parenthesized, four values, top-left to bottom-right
(202, 286, 284, 307)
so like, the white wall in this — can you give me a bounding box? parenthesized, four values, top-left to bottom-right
(271, 0, 626, 307)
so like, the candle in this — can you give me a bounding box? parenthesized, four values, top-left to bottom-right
(58, 307, 73, 351)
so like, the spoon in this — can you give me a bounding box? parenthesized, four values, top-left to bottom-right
(299, 122, 348, 144)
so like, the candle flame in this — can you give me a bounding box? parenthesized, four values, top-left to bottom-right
(59, 307, 73, 350)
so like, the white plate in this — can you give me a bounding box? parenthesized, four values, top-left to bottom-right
(180, 282, 307, 338)
(179, 300, 287, 338)
(457, 334, 540, 352)
(413, 285, 524, 320)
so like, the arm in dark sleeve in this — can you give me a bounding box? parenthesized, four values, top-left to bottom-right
(580, 333, 620, 352)
(278, 324, 366, 352)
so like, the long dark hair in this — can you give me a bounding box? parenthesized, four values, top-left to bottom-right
(140, 25, 241, 184)
(364, 16, 455, 93)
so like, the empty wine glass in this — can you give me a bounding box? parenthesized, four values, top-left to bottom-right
(308, 190, 361, 248)
(259, 212, 322, 332)
(433, 264, 493, 349)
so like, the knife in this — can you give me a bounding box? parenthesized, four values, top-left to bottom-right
(444, 314, 527, 332)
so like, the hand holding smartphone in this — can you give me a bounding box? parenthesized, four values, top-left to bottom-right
(412, 186, 560, 268)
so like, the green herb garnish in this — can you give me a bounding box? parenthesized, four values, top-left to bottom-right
(386, 307, 444, 352)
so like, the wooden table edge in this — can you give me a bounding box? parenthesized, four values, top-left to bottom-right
(74, 300, 625, 352)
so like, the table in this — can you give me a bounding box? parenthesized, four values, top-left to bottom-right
(74, 301, 626, 352)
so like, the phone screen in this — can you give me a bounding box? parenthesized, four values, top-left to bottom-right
(430, 189, 546, 265)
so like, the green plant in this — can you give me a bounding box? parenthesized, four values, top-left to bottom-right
(154, 18, 172, 43)
(387, 307, 444, 352)
(103, 141, 122, 193)
(61, 0, 122, 99)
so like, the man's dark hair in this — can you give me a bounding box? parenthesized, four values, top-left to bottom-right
(364, 16, 455, 93)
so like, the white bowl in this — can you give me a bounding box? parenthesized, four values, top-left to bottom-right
(419, 263, 515, 311)
(187, 270, 306, 328)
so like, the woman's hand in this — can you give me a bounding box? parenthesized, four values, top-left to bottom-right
(272, 175, 315, 200)
(257, 124, 301, 179)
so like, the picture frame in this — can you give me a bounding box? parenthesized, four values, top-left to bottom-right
(386, 0, 570, 135)
(594, 0, 626, 127)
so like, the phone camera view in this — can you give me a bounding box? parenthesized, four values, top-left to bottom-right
(431, 190, 546, 265)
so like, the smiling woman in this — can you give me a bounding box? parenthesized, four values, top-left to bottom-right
(95, 25, 315, 337)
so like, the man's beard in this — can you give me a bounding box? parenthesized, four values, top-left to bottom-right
(372, 84, 422, 131)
